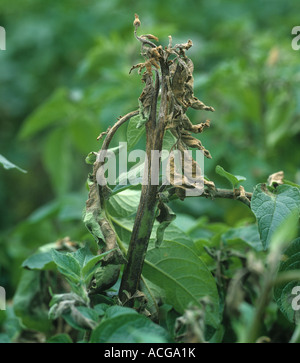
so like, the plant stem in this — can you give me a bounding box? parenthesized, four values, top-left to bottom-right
(290, 324, 300, 343)
(244, 275, 273, 343)
(119, 68, 166, 305)
(193, 187, 253, 207)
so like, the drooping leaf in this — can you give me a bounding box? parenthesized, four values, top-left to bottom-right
(83, 178, 105, 249)
(251, 184, 300, 250)
(13, 270, 52, 332)
(62, 306, 99, 331)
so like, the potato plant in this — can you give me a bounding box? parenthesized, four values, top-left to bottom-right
(2, 14, 300, 344)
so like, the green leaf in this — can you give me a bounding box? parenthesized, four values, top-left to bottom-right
(114, 162, 145, 192)
(81, 249, 115, 285)
(104, 306, 138, 319)
(127, 114, 146, 150)
(0, 154, 27, 173)
(51, 249, 81, 283)
(107, 189, 140, 218)
(222, 225, 263, 251)
(90, 309, 171, 343)
(18, 88, 73, 139)
(251, 184, 300, 250)
(22, 251, 54, 270)
(93, 303, 110, 317)
(51, 245, 113, 286)
(85, 152, 97, 165)
(47, 334, 73, 343)
(283, 179, 300, 189)
(215, 165, 246, 188)
(143, 237, 220, 331)
(83, 206, 105, 248)
(13, 270, 52, 332)
(62, 306, 99, 331)
(162, 130, 177, 151)
(21, 242, 58, 270)
(42, 127, 73, 196)
(274, 238, 300, 324)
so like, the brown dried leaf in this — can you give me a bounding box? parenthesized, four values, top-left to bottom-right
(180, 131, 212, 159)
(268, 171, 284, 186)
(133, 13, 141, 28)
(142, 34, 159, 42)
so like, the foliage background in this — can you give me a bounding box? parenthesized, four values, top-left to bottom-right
(1, 0, 300, 341)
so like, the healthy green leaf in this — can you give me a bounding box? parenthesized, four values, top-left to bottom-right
(107, 189, 140, 218)
(127, 114, 146, 150)
(104, 306, 138, 319)
(115, 162, 145, 191)
(90, 309, 171, 343)
(283, 180, 300, 189)
(81, 249, 115, 285)
(251, 184, 300, 250)
(47, 334, 73, 343)
(22, 251, 54, 270)
(18, 88, 73, 139)
(222, 225, 262, 251)
(162, 130, 177, 151)
(42, 127, 73, 196)
(51, 249, 81, 283)
(143, 238, 220, 330)
(85, 152, 97, 165)
(215, 165, 246, 188)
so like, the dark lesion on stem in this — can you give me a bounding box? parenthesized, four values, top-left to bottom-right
(87, 14, 253, 305)
(119, 15, 218, 304)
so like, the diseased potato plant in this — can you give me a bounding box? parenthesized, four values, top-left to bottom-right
(6, 15, 300, 344)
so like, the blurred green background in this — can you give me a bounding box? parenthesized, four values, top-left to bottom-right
(1, 0, 300, 299)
